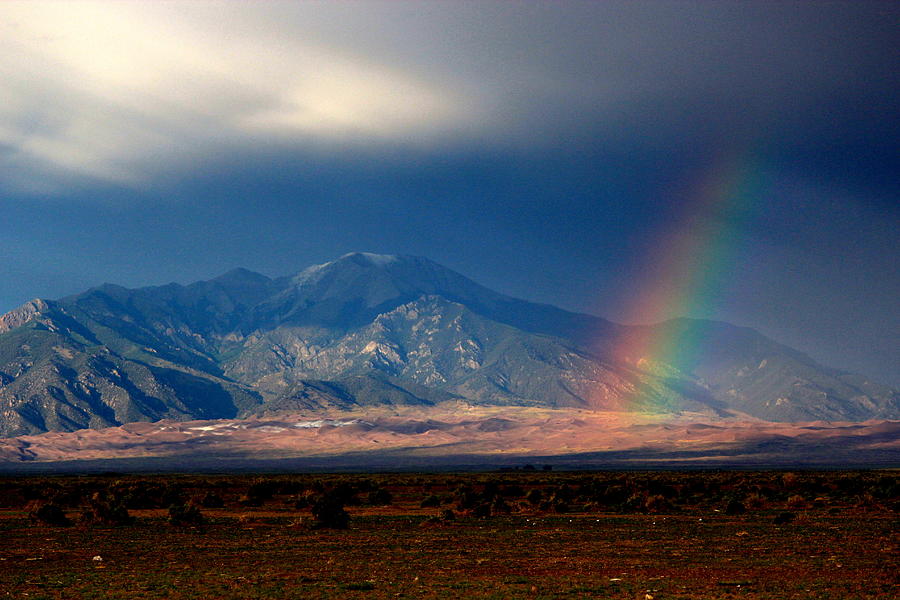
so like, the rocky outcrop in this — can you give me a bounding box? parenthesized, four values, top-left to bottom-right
(0, 299, 49, 334)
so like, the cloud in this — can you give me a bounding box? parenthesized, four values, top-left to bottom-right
(1, 1, 897, 195)
(239, 61, 466, 140)
(0, 1, 479, 191)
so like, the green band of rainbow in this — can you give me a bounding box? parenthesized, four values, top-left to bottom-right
(609, 151, 766, 410)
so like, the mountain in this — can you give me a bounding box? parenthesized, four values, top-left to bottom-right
(0, 252, 897, 437)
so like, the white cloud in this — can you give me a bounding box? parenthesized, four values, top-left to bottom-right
(0, 1, 478, 191)
(2, 1, 894, 195)
(240, 62, 463, 140)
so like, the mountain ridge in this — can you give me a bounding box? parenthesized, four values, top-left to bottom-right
(0, 252, 896, 437)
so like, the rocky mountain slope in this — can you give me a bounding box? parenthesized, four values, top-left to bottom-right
(0, 252, 896, 436)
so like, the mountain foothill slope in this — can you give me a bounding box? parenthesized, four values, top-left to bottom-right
(0, 252, 897, 437)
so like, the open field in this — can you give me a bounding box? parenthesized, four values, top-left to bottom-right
(1, 470, 897, 599)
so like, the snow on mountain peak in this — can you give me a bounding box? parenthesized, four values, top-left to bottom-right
(343, 252, 399, 266)
(292, 252, 403, 286)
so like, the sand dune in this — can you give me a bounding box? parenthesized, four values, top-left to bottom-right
(1, 403, 897, 468)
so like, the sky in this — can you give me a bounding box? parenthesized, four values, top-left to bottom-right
(0, 1, 898, 385)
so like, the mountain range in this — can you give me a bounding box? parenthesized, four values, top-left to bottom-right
(1, 252, 897, 440)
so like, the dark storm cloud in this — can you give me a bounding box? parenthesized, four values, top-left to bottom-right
(2, 1, 897, 195)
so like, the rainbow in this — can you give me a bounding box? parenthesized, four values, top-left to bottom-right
(607, 150, 767, 411)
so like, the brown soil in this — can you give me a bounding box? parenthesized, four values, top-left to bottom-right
(0, 471, 897, 599)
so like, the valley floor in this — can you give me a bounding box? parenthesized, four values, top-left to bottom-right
(0, 471, 897, 599)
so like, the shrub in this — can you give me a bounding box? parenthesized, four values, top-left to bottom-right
(781, 472, 799, 490)
(422, 508, 456, 526)
(110, 481, 168, 509)
(525, 489, 543, 506)
(311, 491, 349, 529)
(46, 485, 82, 508)
(198, 492, 224, 509)
(343, 582, 375, 591)
(874, 476, 899, 500)
(854, 493, 877, 509)
(169, 502, 205, 527)
(367, 488, 393, 506)
(623, 493, 646, 513)
(27, 500, 71, 526)
(644, 494, 671, 513)
(773, 511, 796, 525)
(0, 484, 27, 509)
(246, 480, 277, 502)
(236, 513, 256, 526)
(420, 494, 441, 508)
(744, 493, 766, 509)
(80, 491, 133, 526)
(648, 482, 678, 499)
(330, 482, 361, 506)
(276, 480, 306, 496)
(502, 485, 525, 498)
(786, 494, 808, 509)
(602, 485, 630, 507)
(482, 481, 500, 501)
(725, 500, 746, 515)
(294, 492, 314, 509)
(491, 495, 511, 514)
(20, 484, 47, 503)
(455, 487, 480, 511)
(164, 485, 186, 505)
(238, 493, 263, 507)
(554, 485, 574, 503)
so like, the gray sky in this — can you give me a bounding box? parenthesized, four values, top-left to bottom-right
(0, 1, 898, 384)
